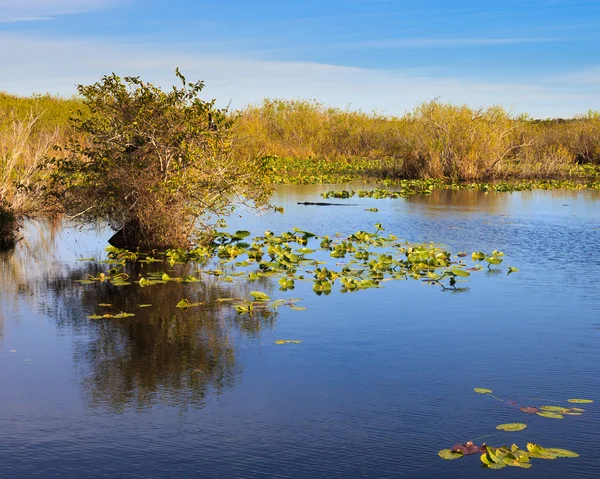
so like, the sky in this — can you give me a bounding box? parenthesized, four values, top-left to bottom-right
(0, 0, 599, 117)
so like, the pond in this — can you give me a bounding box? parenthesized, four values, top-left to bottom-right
(1, 185, 599, 478)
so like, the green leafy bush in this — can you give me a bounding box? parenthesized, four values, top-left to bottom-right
(47, 70, 272, 249)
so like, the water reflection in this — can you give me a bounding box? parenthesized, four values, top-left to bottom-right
(404, 188, 511, 214)
(57, 262, 277, 411)
(2, 227, 278, 411)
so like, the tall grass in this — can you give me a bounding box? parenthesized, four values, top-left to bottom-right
(232, 99, 600, 181)
(2, 91, 600, 209)
(0, 93, 81, 246)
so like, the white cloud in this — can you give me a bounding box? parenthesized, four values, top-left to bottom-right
(0, 0, 113, 22)
(0, 32, 597, 118)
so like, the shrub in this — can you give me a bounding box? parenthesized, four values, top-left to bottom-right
(47, 70, 273, 250)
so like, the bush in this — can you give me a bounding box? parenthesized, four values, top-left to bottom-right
(47, 70, 273, 250)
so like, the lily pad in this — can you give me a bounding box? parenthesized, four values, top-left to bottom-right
(537, 411, 564, 419)
(290, 305, 306, 311)
(438, 449, 463, 460)
(541, 406, 571, 413)
(567, 399, 593, 404)
(250, 291, 270, 301)
(520, 406, 539, 414)
(275, 340, 302, 345)
(545, 448, 580, 458)
(496, 423, 527, 432)
(474, 388, 493, 394)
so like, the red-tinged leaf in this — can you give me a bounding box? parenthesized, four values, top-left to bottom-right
(520, 406, 539, 414)
(452, 442, 482, 455)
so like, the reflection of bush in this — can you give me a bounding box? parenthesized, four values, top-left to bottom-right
(62, 263, 277, 411)
(3, 247, 277, 411)
(79, 312, 238, 412)
(0, 203, 18, 249)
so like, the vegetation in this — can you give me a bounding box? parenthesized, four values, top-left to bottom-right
(2, 85, 600, 248)
(75, 224, 514, 310)
(46, 71, 273, 250)
(438, 387, 590, 470)
(235, 99, 600, 182)
(0, 93, 81, 248)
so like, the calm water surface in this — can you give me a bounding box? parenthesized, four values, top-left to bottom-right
(1, 186, 600, 478)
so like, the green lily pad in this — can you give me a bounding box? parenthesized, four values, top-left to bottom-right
(250, 291, 270, 301)
(537, 411, 564, 419)
(290, 305, 306, 311)
(496, 423, 527, 432)
(474, 388, 493, 394)
(437, 449, 463, 460)
(567, 399, 593, 404)
(541, 406, 570, 413)
(545, 448, 580, 458)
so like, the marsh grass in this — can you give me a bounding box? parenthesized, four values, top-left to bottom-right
(232, 99, 600, 182)
(2, 92, 600, 203)
(0, 93, 82, 246)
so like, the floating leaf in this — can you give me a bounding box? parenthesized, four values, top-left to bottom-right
(290, 305, 306, 311)
(526, 443, 558, 460)
(250, 291, 270, 301)
(496, 423, 527, 432)
(537, 411, 564, 419)
(540, 405, 570, 412)
(176, 299, 191, 308)
(451, 442, 481, 455)
(545, 448, 580, 458)
(438, 449, 463, 460)
(137, 304, 152, 308)
(98, 303, 112, 307)
(87, 314, 104, 320)
(474, 388, 493, 394)
(113, 313, 135, 319)
(520, 406, 539, 414)
(567, 399, 593, 404)
(275, 340, 302, 345)
(451, 268, 470, 277)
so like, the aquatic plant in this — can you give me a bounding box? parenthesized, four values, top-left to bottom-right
(438, 388, 591, 471)
(78, 224, 515, 309)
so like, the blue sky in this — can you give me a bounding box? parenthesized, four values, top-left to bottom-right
(0, 0, 599, 117)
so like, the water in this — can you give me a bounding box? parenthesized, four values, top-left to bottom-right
(1, 186, 600, 478)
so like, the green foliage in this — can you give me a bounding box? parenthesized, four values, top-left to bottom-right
(46, 71, 272, 249)
(438, 388, 587, 471)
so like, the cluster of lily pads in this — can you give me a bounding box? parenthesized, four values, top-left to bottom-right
(76, 225, 516, 320)
(438, 388, 593, 470)
(261, 155, 600, 188)
(262, 155, 374, 184)
(108, 225, 513, 293)
(322, 179, 600, 201)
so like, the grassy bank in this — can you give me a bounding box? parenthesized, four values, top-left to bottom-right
(234, 99, 600, 182)
(2, 91, 600, 246)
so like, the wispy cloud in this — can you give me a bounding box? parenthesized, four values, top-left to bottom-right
(330, 36, 552, 50)
(0, 0, 114, 22)
(0, 32, 597, 118)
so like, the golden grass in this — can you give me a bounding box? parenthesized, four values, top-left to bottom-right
(1, 92, 600, 198)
